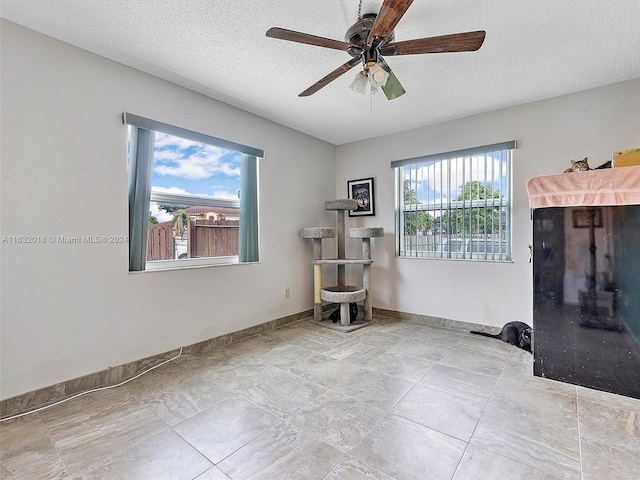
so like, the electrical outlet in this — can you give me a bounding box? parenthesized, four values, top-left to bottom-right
(285, 288, 290, 299)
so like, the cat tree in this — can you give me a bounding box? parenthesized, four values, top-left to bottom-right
(300, 199, 383, 330)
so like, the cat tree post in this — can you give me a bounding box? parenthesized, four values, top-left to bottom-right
(299, 227, 335, 321)
(349, 227, 384, 321)
(325, 200, 353, 287)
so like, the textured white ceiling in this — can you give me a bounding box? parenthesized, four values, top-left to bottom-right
(2, 0, 639, 145)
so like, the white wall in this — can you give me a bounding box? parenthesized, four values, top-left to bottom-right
(336, 79, 640, 328)
(0, 21, 338, 400)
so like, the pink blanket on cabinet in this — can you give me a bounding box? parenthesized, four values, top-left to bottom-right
(526, 166, 640, 209)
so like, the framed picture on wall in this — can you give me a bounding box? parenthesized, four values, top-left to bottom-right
(347, 177, 375, 216)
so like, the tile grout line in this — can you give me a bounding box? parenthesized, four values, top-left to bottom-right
(380, 335, 508, 479)
(319, 452, 349, 480)
(37, 412, 74, 480)
(296, 320, 426, 479)
(456, 345, 574, 479)
(450, 343, 514, 478)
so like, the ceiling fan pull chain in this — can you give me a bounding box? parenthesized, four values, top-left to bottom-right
(370, 87, 374, 113)
(357, 0, 363, 20)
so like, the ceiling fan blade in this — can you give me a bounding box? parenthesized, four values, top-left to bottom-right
(377, 57, 406, 100)
(379, 30, 486, 56)
(299, 57, 362, 97)
(367, 0, 414, 45)
(266, 27, 353, 51)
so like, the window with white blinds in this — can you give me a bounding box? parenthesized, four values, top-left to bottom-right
(392, 141, 515, 261)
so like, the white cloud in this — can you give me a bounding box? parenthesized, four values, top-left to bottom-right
(152, 185, 219, 198)
(211, 189, 239, 200)
(149, 202, 172, 223)
(151, 186, 191, 195)
(153, 133, 240, 180)
(409, 156, 507, 199)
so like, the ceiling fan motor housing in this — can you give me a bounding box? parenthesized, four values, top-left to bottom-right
(345, 13, 394, 61)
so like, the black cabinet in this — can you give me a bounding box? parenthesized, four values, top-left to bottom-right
(532, 205, 640, 399)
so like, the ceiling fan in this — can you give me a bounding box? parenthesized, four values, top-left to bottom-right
(266, 0, 486, 100)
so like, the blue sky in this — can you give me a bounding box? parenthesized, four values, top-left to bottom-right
(403, 154, 508, 207)
(149, 133, 241, 222)
(151, 132, 241, 199)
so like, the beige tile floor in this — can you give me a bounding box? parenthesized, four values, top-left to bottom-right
(1, 316, 639, 479)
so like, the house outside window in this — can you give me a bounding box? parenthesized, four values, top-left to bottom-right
(392, 141, 515, 261)
(125, 113, 262, 271)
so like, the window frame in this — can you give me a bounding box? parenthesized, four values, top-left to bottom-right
(124, 113, 262, 272)
(392, 141, 515, 262)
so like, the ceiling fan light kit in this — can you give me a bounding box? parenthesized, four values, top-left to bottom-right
(381, 70, 406, 100)
(349, 62, 391, 96)
(349, 70, 369, 94)
(266, 0, 485, 100)
(367, 62, 389, 91)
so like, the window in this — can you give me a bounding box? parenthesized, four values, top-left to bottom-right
(392, 141, 515, 261)
(125, 113, 262, 271)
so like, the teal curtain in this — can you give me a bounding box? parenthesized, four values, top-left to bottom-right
(239, 154, 259, 262)
(128, 127, 155, 271)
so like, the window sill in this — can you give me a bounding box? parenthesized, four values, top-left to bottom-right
(396, 254, 513, 263)
(129, 256, 259, 273)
